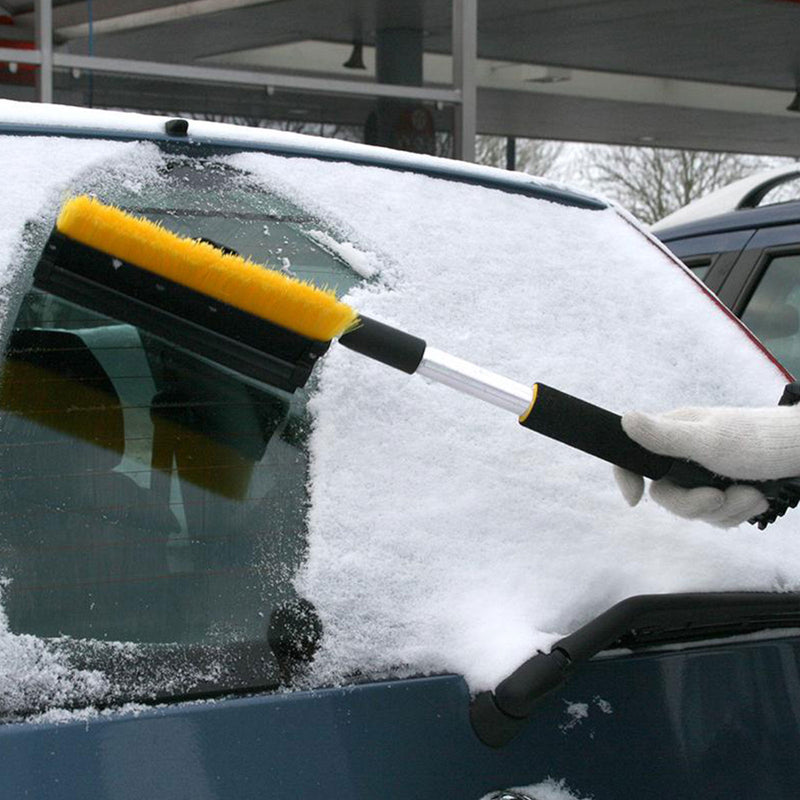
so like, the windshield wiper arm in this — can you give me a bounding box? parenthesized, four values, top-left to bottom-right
(470, 591, 800, 747)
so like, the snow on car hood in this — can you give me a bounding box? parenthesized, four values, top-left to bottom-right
(234, 152, 799, 691)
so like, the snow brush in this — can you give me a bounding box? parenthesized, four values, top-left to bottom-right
(38, 195, 800, 529)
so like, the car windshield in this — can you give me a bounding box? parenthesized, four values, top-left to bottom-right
(0, 150, 363, 714)
(2, 128, 797, 724)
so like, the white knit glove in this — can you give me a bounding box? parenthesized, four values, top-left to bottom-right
(614, 405, 800, 527)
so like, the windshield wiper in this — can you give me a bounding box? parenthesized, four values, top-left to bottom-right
(470, 591, 800, 747)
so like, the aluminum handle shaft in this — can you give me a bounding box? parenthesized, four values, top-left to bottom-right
(416, 347, 533, 415)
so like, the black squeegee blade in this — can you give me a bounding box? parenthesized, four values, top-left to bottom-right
(33, 231, 328, 392)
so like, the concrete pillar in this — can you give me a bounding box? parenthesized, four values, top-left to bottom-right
(376, 27, 423, 86)
(365, 18, 435, 154)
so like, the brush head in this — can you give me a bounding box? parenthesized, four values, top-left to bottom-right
(56, 195, 359, 342)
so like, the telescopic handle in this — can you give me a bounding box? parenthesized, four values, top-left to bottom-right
(518, 382, 728, 488)
(517, 382, 800, 528)
(336, 314, 799, 527)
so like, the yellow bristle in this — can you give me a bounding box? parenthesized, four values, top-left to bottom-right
(56, 195, 359, 342)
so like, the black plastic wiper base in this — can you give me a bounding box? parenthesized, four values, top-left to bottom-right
(470, 591, 800, 748)
(34, 230, 329, 393)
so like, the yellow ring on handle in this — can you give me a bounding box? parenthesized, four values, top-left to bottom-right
(518, 383, 539, 423)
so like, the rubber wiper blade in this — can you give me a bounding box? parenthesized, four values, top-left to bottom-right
(470, 591, 800, 748)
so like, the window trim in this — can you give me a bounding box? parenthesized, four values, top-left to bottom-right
(681, 254, 715, 282)
(661, 229, 756, 297)
(681, 251, 740, 295)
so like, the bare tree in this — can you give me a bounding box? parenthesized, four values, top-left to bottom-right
(475, 135, 564, 177)
(577, 146, 786, 224)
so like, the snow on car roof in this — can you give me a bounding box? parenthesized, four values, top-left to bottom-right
(0, 99, 599, 209)
(0, 103, 797, 705)
(652, 164, 800, 232)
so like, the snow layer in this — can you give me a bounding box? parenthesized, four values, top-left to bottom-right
(0, 99, 584, 201)
(305, 229, 380, 278)
(25, 701, 150, 726)
(0, 586, 110, 721)
(480, 778, 592, 800)
(233, 152, 798, 692)
(651, 164, 800, 232)
(0, 133, 163, 333)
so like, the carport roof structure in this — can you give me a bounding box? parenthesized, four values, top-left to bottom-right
(1, 0, 799, 160)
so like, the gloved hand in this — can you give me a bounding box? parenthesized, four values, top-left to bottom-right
(614, 405, 800, 527)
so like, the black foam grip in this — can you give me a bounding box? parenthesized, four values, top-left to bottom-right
(519, 381, 800, 529)
(519, 383, 677, 480)
(338, 315, 426, 374)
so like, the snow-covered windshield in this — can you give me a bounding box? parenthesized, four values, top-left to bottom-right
(230, 152, 796, 692)
(0, 131, 797, 722)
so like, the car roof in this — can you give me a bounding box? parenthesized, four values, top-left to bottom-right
(0, 99, 604, 211)
(655, 198, 800, 242)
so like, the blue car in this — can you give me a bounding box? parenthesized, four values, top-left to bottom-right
(1, 100, 799, 800)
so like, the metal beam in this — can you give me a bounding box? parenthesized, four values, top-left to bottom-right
(53, 72, 401, 127)
(0, 48, 42, 65)
(473, 60, 798, 120)
(17, 0, 190, 30)
(476, 88, 800, 157)
(51, 53, 461, 104)
(452, 0, 477, 162)
(55, 0, 284, 39)
(34, 0, 53, 103)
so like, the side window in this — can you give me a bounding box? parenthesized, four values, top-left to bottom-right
(740, 253, 800, 377)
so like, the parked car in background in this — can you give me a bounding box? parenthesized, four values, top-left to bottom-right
(2, 101, 800, 800)
(654, 166, 800, 379)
